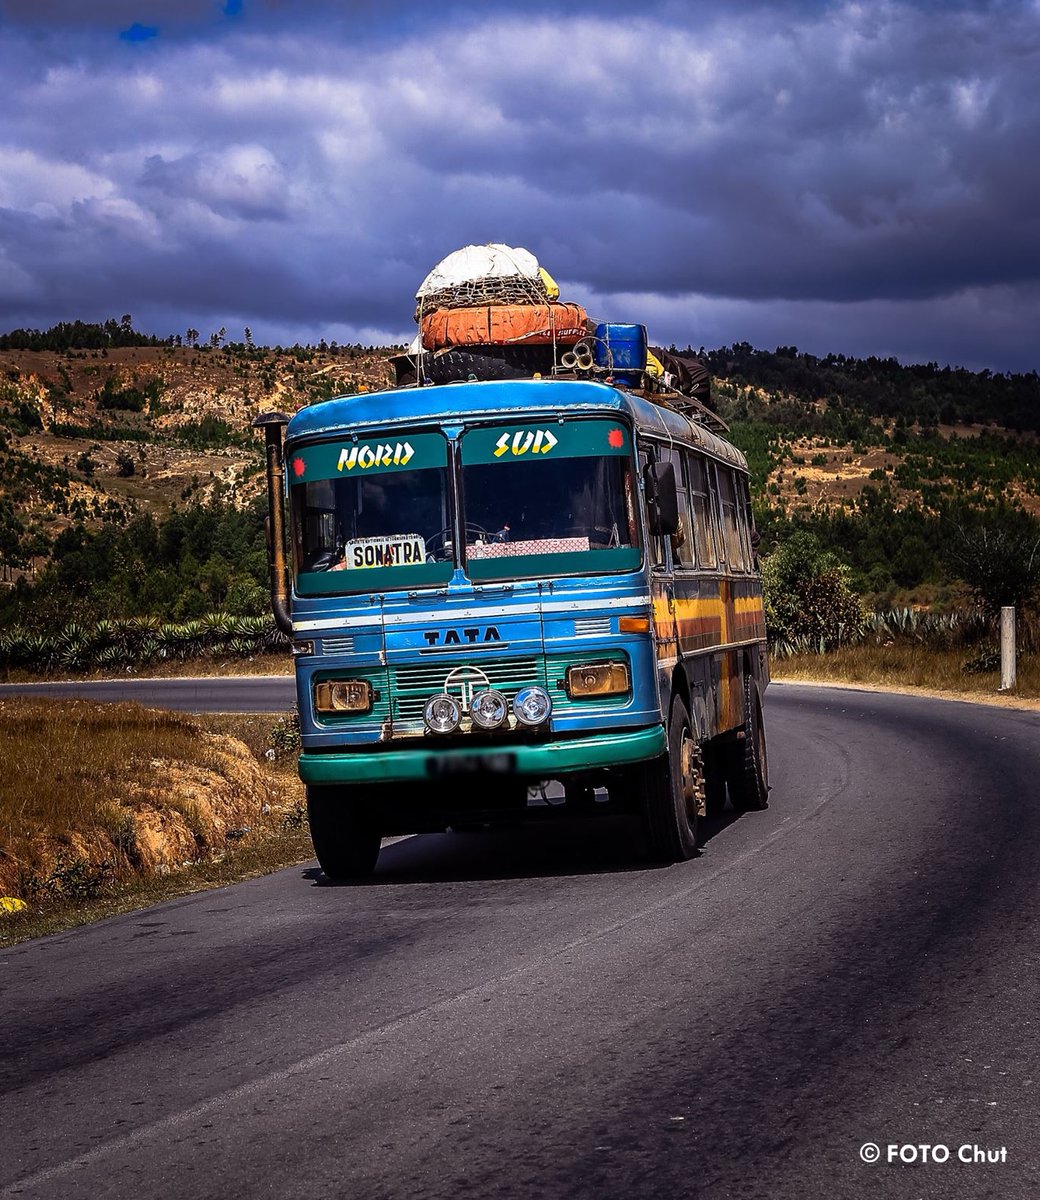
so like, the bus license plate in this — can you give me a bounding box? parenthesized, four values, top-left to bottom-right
(427, 752, 517, 777)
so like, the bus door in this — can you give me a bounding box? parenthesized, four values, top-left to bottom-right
(640, 445, 678, 682)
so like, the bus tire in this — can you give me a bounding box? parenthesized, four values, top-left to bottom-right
(726, 675, 769, 812)
(640, 697, 702, 862)
(425, 349, 528, 384)
(306, 786, 382, 880)
(703, 743, 728, 817)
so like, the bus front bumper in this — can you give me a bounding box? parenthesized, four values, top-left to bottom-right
(298, 725, 666, 787)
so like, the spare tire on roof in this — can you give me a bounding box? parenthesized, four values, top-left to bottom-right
(424, 349, 530, 385)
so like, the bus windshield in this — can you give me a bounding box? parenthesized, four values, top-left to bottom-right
(289, 431, 453, 595)
(289, 419, 642, 595)
(460, 419, 640, 582)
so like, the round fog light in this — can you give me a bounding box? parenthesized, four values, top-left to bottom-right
(470, 689, 508, 730)
(512, 686, 552, 727)
(424, 693, 461, 734)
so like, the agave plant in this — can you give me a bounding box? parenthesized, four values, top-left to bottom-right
(88, 619, 118, 652)
(0, 630, 17, 668)
(262, 623, 291, 652)
(25, 633, 58, 671)
(769, 635, 819, 660)
(201, 612, 237, 648)
(178, 619, 207, 657)
(96, 643, 130, 669)
(156, 623, 185, 659)
(137, 636, 161, 664)
(58, 622, 89, 648)
(57, 639, 88, 673)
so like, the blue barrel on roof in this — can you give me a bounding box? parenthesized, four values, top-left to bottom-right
(593, 323, 648, 385)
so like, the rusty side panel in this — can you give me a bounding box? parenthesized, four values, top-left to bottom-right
(652, 573, 767, 738)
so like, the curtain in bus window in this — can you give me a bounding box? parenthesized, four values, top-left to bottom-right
(686, 454, 718, 569)
(716, 465, 746, 571)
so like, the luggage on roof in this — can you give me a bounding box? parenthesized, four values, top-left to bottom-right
(415, 244, 549, 319)
(421, 303, 589, 350)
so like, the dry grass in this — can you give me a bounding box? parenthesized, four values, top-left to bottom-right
(125, 652, 294, 678)
(0, 700, 308, 943)
(772, 644, 1040, 704)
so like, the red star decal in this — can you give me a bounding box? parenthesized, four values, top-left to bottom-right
(291, 457, 305, 478)
(607, 428, 624, 449)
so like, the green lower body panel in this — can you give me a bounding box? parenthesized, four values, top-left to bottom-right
(298, 725, 667, 787)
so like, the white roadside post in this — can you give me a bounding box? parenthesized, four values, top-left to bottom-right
(999, 606, 1016, 692)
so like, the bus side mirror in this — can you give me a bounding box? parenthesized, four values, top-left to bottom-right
(644, 461, 679, 536)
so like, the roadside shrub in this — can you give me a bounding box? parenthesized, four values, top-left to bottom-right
(961, 645, 1001, 674)
(268, 708, 301, 760)
(762, 531, 865, 651)
(946, 522, 1040, 619)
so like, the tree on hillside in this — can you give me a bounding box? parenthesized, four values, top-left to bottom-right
(0, 499, 26, 580)
(947, 523, 1040, 618)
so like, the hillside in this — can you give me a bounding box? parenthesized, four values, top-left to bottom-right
(701, 351, 1040, 606)
(0, 338, 393, 577)
(1, 324, 1038, 628)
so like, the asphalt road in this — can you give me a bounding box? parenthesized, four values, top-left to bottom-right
(1, 683, 1038, 1199)
(0, 674, 296, 712)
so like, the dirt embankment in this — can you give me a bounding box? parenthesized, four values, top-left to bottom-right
(0, 700, 302, 902)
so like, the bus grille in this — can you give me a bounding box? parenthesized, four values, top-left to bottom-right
(390, 657, 546, 722)
(321, 636, 355, 656)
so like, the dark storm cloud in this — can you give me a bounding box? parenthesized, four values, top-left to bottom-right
(0, 0, 1038, 370)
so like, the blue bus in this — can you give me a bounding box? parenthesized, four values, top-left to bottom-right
(255, 376, 768, 878)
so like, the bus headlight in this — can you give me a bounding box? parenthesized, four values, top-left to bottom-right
(424, 693, 462, 734)
(564, 661, 630, 699)
(314, 679, 373, 713)
(512, 686, 552, 727)
(469, 689, 508, 730)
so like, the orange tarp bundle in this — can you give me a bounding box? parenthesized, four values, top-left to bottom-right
(421, 303, 588, 350)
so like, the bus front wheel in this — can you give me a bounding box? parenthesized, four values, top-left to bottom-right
(306, 786, 382, 881)
(639, 698, 703, 862)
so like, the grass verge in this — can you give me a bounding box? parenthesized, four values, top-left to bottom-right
(771, 643, 1039, 703)
(0, 702, 309, 946)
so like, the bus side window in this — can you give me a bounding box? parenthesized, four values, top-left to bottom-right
(660, 446, 694, 568)
(736, 474, 755, 568)
(716, 464, 746, 571)
(686, 453, 718, 569)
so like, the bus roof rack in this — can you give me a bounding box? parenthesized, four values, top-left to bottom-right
(645, 387, 730, 435)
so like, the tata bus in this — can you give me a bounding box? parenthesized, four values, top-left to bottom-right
(255, 376, 768, 879)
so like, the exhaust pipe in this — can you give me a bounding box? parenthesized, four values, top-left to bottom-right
(252, 411, 293, 636)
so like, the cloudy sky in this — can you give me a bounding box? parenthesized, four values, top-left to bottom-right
(1, 0, 1038, 371)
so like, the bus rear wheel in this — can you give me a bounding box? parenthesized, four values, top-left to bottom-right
(639, 697, 703, 862)
(306, 786, 382, 881)
(726, 675, 769, 813)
